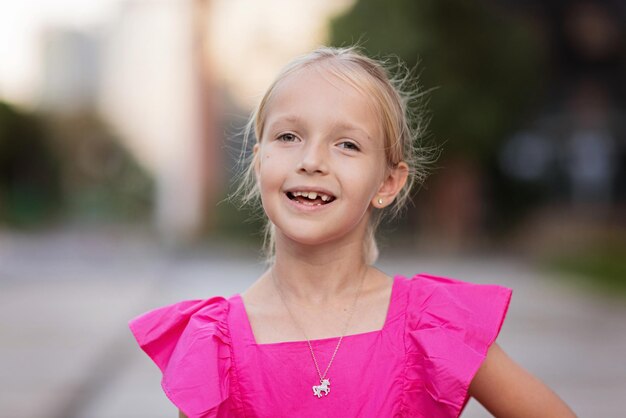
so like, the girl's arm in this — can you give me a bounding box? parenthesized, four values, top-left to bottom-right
(179, 410, 188, 418)
(469, 342, 577, 417)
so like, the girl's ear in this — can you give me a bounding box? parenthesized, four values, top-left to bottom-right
(372, 162, 409, 208)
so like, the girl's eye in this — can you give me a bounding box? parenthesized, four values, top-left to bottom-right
(277, 133, 298, 142)
(338, 141, 360, 151)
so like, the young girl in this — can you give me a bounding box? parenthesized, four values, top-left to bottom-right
(129, 46, 576, 417)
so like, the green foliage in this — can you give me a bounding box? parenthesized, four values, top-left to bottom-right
(0, 101, 154, 227)
(330, 0, 544, 161)
(0, 102, 63, 226)
(544, 241, 626, 297)
(44, 111, 154, 222)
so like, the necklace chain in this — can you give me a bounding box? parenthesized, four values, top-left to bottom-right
(270, 266, 367, 383)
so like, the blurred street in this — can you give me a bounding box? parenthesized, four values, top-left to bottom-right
(1, 226, 625, 418)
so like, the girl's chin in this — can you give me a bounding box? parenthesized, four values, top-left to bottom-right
(268, 210, 370, 248)
(276, 224, 365, 249)
(282, 232, 342, 247)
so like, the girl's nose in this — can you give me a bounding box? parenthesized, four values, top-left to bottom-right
(297, 142, 328, 174)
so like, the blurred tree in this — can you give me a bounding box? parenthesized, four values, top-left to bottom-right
(44, 110, 154, 223)
(329, 0, 545, 246)
(0, 100, 155, 228)
(330, 0, 543, 160)
(0, 102, 62, 227)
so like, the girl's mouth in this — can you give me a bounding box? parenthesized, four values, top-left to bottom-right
(286, 190, 336, 206)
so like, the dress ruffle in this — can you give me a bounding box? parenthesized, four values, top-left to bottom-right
(400, 274, 512, 418)
(128, 297, 233, 418)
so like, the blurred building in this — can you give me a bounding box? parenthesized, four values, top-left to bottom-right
(99, 0, 219, 243)
(38, 28, 101, 113)
(500, 0, 625, 210)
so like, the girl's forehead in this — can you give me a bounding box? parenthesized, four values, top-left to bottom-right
(273, 65, 364, 98)
(265, 66, 382, 127)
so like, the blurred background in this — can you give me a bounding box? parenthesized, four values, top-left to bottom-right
(1, 0, 624, 417)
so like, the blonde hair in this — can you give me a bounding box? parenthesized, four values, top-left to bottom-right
(233, 45, 433, 265)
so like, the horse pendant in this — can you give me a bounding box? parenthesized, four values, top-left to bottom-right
(312, 378, 331, 398)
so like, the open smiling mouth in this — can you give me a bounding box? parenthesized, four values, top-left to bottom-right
(286, 191, 336, 206)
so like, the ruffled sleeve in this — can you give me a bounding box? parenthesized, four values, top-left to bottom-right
(402, 273, 512, 418)
(128, 297, 232, 418)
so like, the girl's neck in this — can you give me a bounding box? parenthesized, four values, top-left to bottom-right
(271, 235, 369, 306)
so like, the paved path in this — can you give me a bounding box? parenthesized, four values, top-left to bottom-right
(1, 226, 624, 417)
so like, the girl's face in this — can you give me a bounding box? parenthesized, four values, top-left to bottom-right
(253, 67, 407, 249)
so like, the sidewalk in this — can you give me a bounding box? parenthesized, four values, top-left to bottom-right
(1, 227, 624, 417)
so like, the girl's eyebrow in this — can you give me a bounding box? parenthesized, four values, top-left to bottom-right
(267, 114, 302, 126)
(332, 121, 372, 141)
(265, 114, 302, 133)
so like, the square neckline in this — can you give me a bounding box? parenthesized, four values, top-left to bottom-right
(234, 275, 400, 346)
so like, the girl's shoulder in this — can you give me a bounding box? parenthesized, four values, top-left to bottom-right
(398, 273, 513, 416)
(128, 296, 231, 363)
(401, 272, 512, 348)
(128, 296, 233, 418)
(402, 272, 513, 310)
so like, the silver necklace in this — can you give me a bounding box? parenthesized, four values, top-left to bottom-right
(270, 266, 367, 398)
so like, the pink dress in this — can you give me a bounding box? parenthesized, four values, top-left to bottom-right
(129, 273, 512, 418)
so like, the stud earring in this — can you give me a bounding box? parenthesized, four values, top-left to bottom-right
(377, 198, 383, 205)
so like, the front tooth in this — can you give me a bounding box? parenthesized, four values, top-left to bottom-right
(301, 192, 309, 198)
(308, 192, 317, 199)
